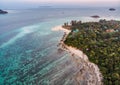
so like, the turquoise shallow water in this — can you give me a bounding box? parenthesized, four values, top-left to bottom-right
(0, 20, 66, 84)
(0, 8, 120, 85)
(0, 18, 80, 84)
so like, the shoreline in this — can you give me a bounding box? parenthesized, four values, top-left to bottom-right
(52, 26, 103, 85)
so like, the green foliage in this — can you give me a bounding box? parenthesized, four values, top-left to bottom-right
(64, 20, 120, 85)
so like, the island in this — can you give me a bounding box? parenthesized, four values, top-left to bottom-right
(61, 19, 120, 85)
(91, 15, 100, 18)
(109, 8, 116, 11)
(0, 9, 8, 14)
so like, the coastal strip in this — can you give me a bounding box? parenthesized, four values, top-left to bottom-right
(52, 26, 103, 85)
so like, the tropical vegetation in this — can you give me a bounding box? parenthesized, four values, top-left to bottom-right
(63, 19, 120, 85)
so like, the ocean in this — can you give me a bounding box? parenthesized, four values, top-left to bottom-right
(0, 8, 120, 85)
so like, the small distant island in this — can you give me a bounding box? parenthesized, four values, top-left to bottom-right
(62, 19, 120, 85)
(91, 15, 100, 18)
(109, 8, 116, 11)
(0, 9, 8, 14)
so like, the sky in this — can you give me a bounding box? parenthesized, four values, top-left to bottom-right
(0, 0, 120, 9)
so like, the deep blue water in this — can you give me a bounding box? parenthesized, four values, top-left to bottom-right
(0, 8, 120, 85)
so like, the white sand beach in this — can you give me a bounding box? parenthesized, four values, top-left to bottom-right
(52, 26, 71, 34)
(52, 25, 103, 85)
(52, 25, 88, 61)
